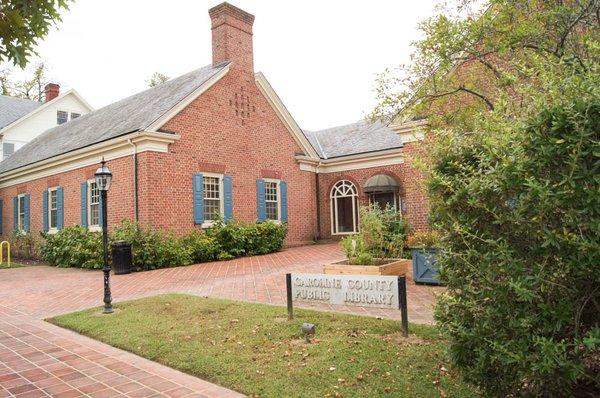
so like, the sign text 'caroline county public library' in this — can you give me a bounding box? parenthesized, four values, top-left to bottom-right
(290, 273, 400, 309)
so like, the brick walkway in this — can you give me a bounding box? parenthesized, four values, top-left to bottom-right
(0, 243, 442, 397)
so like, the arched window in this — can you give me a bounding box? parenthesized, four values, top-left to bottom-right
(330, 180, 359, 235)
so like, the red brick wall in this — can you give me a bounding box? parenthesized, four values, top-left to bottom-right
(0, 156, 135, 240)
(138, 67, 318, 245)
(317, 147, 429, 239)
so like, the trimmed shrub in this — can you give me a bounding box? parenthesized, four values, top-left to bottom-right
(40, 226, 103, 269)
(180, 230, 219, 263)
(38, 219, 287, 271)
(112, 221, 192, 271)
(207, 220, 287, 258)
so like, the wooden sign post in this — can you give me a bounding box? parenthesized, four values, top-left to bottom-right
(286, 273, 409, 337)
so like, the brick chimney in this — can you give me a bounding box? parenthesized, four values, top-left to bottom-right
(209, 2, 255, 72)
(44, 83, 60, 102)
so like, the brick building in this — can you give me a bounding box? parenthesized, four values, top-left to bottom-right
(0, 3, 429, 247)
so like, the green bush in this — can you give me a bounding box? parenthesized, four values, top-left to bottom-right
(180, 230, 219, 263)
(39, 219, 287, 271)
(10, 231, 38, 260)
(340, 204, 411, 265)
(40, 226, 103, 269)
(112, 221, 192, 271)
(430, 77, 600, 394)
(207, 220, 287, 257)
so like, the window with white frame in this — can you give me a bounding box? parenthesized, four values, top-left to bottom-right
(17, 195, 26, 231)
(57, 110, 68, 125)
(71, 112, 81, 119)
(88, 181, 100, 227)
(49, 187, 58, 230)
(264, 180, 280, 221)
(2, 142, 14, 159)
(330, 180, 359, 235)
(203, 175, 223, 222)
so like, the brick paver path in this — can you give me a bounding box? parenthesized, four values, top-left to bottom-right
(0, 243, 442, 397)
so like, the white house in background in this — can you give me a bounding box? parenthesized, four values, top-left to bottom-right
(0, 83, 93, 161)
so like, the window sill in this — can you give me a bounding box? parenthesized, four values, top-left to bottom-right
(332, 231, 359, 236)
(88, 225, 102, 232)
(48, 228, 59, 235)
(201, 221, 216, 229)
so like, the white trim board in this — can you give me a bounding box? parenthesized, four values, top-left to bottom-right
(295, 148, 405, 173)
(0, 131, 180, 188)
(254, 72, 320, 159)
(146, 64, 230, 132)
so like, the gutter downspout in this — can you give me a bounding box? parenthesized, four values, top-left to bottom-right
(314, 167, 321, 241)
(127, 139, 139, 222)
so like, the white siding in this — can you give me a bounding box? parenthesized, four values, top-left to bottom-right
(1, 93, 91, 161)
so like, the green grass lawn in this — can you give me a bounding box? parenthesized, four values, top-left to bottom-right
(0, 261, 28, 269)
(49, 294, 477, 397)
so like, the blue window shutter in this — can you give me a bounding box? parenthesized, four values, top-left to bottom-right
(280, 181, 288, 223)
(0, 199, 3, 235)
(42, 190, 49, 232)
(223, 176, 233, 222)
(23, 194, 30, 233)
(80, 182, 88, 228)
(12, 197, 17, 231)
(57, 187, 64, 230)
(193, 173, 204, 225)
(256, 179, 266, 222)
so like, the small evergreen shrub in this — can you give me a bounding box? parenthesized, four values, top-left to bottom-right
(207, 220, 287, 257)
(39, 219, 287, 271)
(180, 230, 219, 263)
(112, 221, 192, 271)
(40, 226, 103, 269)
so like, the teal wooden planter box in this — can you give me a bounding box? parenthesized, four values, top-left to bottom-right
(411, 248, 442, 285)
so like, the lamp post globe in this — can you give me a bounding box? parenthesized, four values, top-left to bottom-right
(95, 159, 112, 191)
(95, 158, 113, 314)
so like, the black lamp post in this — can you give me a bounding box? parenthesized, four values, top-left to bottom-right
(95, 158, 113, 314)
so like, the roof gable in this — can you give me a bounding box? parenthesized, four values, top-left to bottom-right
(0, 96, 41, 130)
(0, 63, 229, 174)
(303, 121, 404, 159)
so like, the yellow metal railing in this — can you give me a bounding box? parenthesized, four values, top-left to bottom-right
(0, 241, 10, 268)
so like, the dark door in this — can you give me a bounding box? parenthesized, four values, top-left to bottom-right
(371, 192, 396, 210)
(336, 196, 356, 233)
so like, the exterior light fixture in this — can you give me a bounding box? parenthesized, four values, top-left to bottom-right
(95, 158, 113, 314)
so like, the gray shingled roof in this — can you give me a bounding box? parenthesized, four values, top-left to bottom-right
(0, 95, 41, 130)
(0, 63, 229, 174)
(303, 120, 403, 159)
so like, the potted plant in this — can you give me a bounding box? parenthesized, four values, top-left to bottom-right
(323, 205, 411, 275)
(406, 230, 442, 285)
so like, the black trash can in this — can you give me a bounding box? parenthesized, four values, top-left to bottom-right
(112, 241, 132, 275)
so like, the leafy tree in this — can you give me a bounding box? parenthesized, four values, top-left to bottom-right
(0, 62, 51, 100)
(147, 72, 170, 87)
(373, 0, 600, 395)
(0, 0, 72, 68)
(372, 0, 599, 128)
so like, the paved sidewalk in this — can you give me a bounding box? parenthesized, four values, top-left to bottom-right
(0, 306, 242, 398)
(0, 243, 443, 397)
